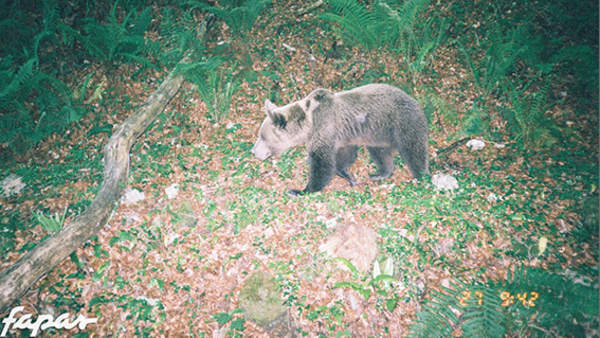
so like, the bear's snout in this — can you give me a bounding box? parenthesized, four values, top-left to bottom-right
(251, 143, 271, 161)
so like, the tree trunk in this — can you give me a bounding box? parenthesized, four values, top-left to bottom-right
(0, 14, 215, 314)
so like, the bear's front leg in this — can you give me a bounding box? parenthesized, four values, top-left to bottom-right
(288, 146, 335, 196)
(335, 145, 358, 186)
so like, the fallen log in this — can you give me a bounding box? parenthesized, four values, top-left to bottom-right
(0, 14, 215, 314)
(297, 0, 324, 15)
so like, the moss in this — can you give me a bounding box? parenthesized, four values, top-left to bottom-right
(174, 201, 199, 228)
(238, 271, 286, 327)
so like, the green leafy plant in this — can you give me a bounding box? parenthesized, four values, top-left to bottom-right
(157, 6, 203, 67)
(397, 16, 447, 84)
(459, 103, 490, 138)
(35, 206, 68, 234)
(457, 23, 528, 101)
(185, 59, 241, 123)
(0, 0, 108, 160)
(321, 0, 432, 51)
(332, 257, 399, 312)
(188, 0, 272, 37)
(0, 55, 87, 158)
(65, 3, 158, 70)
(305, 300, 348, 338)
(120, 296, 166, 337)
(212, 308, 246, 337)
(319, 0, 386, 50)
(499, 77, 563, 148)
(408, 266, 599, 338)
(320, 0, 443, 83)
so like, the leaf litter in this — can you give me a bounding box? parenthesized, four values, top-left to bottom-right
(0, 1, 597, 337)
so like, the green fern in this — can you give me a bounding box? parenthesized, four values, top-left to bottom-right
(460, 284, 507, 338)
(497, 266, 599, 337)
(397, 15, 447, 84)
(0, 53, 86, 158)
(409, 281, 462, 338)
(0, 57, 36, 104)
(499, 77, 563, 149)
(458, 22, 529, 100)
(319, 0, 384, 50)
(381, 0, 434, 47)
(32, 0, 60, 61)
(157, 7, 203, 67)
(320, 0, 435, 50)
(185, 59, 241, 123)
(421, 90, 457, 127)
(320, 0, 443, 84)
(408, 266, 599, 338)
(67, 3, 159, 70)
(188, 0, 272, 37)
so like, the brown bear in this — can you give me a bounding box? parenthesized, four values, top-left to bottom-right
(251, 84, 429, 196)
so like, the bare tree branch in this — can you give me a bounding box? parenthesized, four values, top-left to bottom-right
(0, 14, 216, 314)
(298, 0, 324, 15)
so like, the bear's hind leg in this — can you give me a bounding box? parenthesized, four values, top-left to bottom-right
(367, 146, 395, 181)
(335, 146, 358, 186)
(288, 146, 336, 196)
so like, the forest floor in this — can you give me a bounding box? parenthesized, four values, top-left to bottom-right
(0, 1, 598, 337)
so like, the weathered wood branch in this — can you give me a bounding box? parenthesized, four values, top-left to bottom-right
(297, 0, 324, 15)
(0, 14, 215, 314)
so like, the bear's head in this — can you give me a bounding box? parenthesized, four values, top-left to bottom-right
(251, 89, 334, 161)
(251, 99, 310, 160)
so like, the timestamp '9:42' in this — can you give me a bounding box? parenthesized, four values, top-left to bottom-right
(458, 291, 539, 307)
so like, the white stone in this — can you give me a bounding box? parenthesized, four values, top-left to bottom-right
(122, 189, 145, 205)
(136, 296, 160, 307)
(165, 183, 179, 199)
(325, 218, 337, 229)
(487, 193, 504, 202)
(466, 139, 485, 150)
(1, 174, 26, 198)
(166, 232, 180, 245)
(282, 43, 296, 52)
(432, 174, 459, 191)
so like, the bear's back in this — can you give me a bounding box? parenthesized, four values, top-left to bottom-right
(331, 84, 423, 125)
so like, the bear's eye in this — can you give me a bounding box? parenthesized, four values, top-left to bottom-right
(261, 132, 275, 142)
(270, 129, 282, 138)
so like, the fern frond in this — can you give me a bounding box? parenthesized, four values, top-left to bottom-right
(409, 281, 463, 338)
(40, 0, 60, 31)
(185, 59, 241, 123)
(460, 286, 506, 338)
(189, 0, 271, 37)
(237, 0, 271, 33)
(320, 0, 381, 50)
(0, 57, 36, 105)
(500, 76, 563, 148)
(131, 6, 153, 36)
(409, 266, 599, 338)
(158, 7, 198, 66)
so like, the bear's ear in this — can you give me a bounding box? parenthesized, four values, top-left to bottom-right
(271, 113, 287, 129)
(311, 89, 334, 103)
(265, 100, 278, 118)
(289, 105, 306, 124)
(265, 100, 287, 128)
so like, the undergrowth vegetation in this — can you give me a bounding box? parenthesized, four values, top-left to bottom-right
(0, 0, 597, 337)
